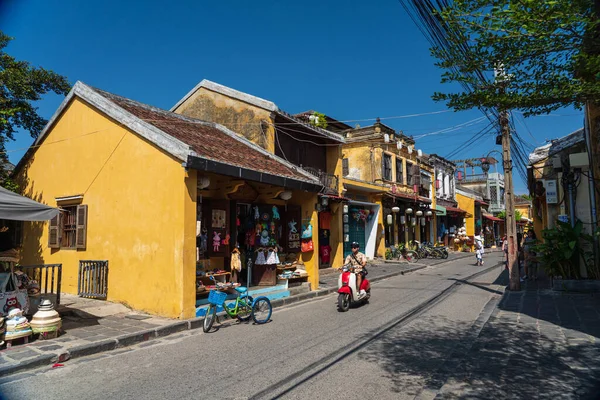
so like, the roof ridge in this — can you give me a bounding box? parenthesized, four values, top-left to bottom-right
(170, 79, 279, 113)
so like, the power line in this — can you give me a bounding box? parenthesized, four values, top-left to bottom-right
(413, 116, 487, 139)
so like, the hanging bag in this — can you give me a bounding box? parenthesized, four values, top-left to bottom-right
(301, 224, 313, 239)
(0, 272, 30, 316)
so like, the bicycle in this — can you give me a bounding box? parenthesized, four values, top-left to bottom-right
(413, 241, 444, 259)
(203, 277, 273, 333)
(422, 242, 448, 259)
(390, 243, 419, 263)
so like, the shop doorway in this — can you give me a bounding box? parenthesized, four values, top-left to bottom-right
(344, 215, 365, 258)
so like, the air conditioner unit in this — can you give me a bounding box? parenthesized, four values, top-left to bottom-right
(569, 152, 589, 169)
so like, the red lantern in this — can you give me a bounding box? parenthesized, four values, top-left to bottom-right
(413, 184, 418, 193)
(435, 179, 441, 189)
(457, 171, 463, 181)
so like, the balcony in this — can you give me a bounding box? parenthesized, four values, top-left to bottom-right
(303, 167, 339, 195)
(458, 174, 488, 183)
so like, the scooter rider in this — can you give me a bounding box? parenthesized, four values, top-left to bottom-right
(345, 242, 368, 298)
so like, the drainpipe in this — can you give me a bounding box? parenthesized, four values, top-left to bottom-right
(585, 102, 600, 270)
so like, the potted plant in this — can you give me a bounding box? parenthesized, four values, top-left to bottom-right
(534, 221, 600, 291)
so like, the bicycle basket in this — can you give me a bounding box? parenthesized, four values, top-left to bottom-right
(208, 290, 227, 306)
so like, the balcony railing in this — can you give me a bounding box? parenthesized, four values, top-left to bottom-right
(458, 174, 488, 183)
(302, 167, 339, 195)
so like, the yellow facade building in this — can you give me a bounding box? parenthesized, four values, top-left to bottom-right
(341, 119, 436, 256)
(15, 82, 326, 318)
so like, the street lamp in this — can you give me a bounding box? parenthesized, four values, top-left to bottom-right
(480, 157, 491, 174)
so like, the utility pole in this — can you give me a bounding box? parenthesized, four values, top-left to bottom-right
(495, 64, 520, 291)
(500, 110, 520, 291)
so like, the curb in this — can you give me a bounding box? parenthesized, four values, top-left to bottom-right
(0, 256, 475, 378)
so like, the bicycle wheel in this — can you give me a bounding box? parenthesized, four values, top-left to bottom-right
(404, 250, 419, 263)
(237, 296, 254, 322)
(203, 305, 216, 333)
(252, 297, 272, 324)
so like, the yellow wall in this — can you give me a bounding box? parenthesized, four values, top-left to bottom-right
(456, 193, 475, 236)
(515, 204, 532, 221)
(17, 98, 197, 319)
(294, 191, 320, 289)
(173, 87, 276, 153)
(343, 144, 375, 182)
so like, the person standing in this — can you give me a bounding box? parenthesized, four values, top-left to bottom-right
(523, 230, 538, 281)
(474, 232, 485, 266)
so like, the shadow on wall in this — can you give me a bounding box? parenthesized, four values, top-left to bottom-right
(16, 154, 46, 266)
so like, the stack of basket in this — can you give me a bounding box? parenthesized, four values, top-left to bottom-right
(5, 308, 32, 342)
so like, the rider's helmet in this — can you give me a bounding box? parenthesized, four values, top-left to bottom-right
(351, 242, 360, 249)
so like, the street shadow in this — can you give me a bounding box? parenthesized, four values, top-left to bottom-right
(356, 313, 600, 399)
(500, 276, 600, 340)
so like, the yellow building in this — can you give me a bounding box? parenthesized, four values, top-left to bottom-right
(341, 119, 435, 256)
(455, 187, 487, 251)
(170, 80, 347, 269)
(14, 82, 325, 318)
(514, 197, 533, 230)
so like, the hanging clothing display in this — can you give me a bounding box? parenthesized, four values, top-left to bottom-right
(319, 212, 332, 230)
(230, 249, 242, 272)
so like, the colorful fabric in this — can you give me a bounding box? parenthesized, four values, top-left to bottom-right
(319, 245, 331, 264)
(319, 212, 332, 230)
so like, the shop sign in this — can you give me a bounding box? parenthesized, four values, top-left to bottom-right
(544, 180, 558, 204)
(558, 214, 569, 223)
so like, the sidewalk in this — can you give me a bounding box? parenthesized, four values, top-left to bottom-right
(0, 294, 185, 376)
(435, 276, 600, 399)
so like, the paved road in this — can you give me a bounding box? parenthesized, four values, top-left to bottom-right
(0, 254, 506, 400)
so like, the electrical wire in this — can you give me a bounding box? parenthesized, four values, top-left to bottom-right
(413, 116, 487, 139)
(140, 109, 455, 127)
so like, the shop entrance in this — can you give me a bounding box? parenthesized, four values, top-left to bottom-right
(343, 215, 365, 258)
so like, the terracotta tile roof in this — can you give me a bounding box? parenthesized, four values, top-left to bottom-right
(93, 88, 320, 186)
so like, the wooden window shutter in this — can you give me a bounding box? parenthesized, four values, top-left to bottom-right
(48, 214, 61, 249)
(342, 158, 349, 176)
(75, 205, 88, 249)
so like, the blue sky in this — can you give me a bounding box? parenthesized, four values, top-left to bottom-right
(1, 0, 584, 193)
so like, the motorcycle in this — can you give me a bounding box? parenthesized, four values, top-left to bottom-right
(337, 264, 371, 312)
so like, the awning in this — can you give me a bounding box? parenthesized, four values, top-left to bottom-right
(435, 205, 447, 216)
(476, 200, 489, 206)
(321, 194, 350, 202)
(0, 187, 59, 221)
(385, 192, 432, 204)
(484, 215, 503, 222)
(445, 206, 467, 214)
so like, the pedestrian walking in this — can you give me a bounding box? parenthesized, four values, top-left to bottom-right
(517, 232, 525, 282)
(474, 232, 484, 266)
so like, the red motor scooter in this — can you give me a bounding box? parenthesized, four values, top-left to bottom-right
(337, 264, 371, 312)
